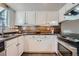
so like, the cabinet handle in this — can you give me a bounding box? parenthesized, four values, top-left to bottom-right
(37, 40, 42, 42)
(44, 36, 47, 38)
(16, 43, 20, 46)
(72, 3, 75, 4)
(18, 43, 20, 45)
(37, 40, 39, 41)
(16, 44, 18, 46)
(33, 36, 35, 38)
(39, 40, 42, 42)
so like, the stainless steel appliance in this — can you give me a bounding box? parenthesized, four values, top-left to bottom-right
(64, 4, 79, 20)
(0, 41, 5, 56)
(65, 4, 79, 16)
(58, 33, 79, 56)
(58, 42, 72, 56)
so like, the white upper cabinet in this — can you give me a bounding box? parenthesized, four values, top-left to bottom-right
(15, 11, 36, 26)
(15, 11, 59, 26)
(26, 11, 36, 25)
(36, 11, 47, 25)
(15, 11, 26, 25)
(47, 11, 59, 26)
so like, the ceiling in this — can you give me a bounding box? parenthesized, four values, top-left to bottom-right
(7, 3, 65, 11)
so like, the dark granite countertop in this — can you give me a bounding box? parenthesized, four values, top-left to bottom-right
(23, 33, 55, 35)
(0, 33, 55, 43)
(0, 34, 22, 43)
(0, 28, 57, 43)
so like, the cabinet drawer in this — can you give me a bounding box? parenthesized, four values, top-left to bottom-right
(5, 38, 17, 48)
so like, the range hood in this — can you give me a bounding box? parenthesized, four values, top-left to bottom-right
(64, 4, 79, 20)
(65, 4, 79, 16)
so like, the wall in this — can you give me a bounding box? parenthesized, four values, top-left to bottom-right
(61, 20, 79, 34)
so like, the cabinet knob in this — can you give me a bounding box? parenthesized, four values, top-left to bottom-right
(44, 36, 47, 38)
(33, 36, 35, 38)
(16, 43, 20, 46)
(37, 40, 42, 42)
(39, 40, 42, 42)
(72, 3, 75, 4)
(37, 40, 39, 41)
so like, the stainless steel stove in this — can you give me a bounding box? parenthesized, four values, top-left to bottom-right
(0, 41, 5, 56)
(58, 33, 79, 56)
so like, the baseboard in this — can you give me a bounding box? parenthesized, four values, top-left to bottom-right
(23, 52, 56, 54)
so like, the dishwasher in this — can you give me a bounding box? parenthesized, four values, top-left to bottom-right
(0, 41, 5, 56)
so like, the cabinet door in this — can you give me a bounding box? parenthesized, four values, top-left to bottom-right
(24, 35, 29, 52)
(24, 35, 40, 52)
(5, 38, 18, 56)
(15, 11, 26, 25)
(18, 43, 24, 56)
(18, 36, 24, 56)
(48, 35, 58, 53)
(47, 11, 59, 26)
(24, 35, 57, 53)
(38, 35, 57, 53)
(36, 11, 47, 25)
(26, 11, 36, 25)
(6, 44, 18, 56)
(37, 35, 51, 52)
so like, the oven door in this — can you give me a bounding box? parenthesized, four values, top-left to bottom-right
(58, 43, 72, 56)
(0, 41, 5, 56)
(0, 50, 5, 56)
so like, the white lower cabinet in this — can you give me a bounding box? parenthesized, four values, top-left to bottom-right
(24, 35, 58, 53)
(18, 36, 24, 56)
(18, 43, 24, 56)
(5, 35, 58, 55)
(5, 36, 24, 56)
(6, 43, 18, 56)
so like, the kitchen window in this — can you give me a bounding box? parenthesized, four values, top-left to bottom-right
(0, 7, 8, 27)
